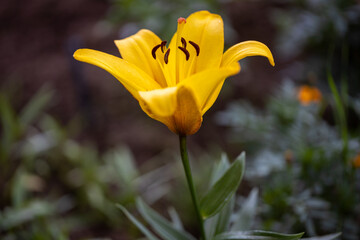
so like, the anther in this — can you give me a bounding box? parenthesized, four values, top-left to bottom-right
(164, 48, 170, 64)
(152, 44, 161, 59)
(189, 41, 200, 56)
(160, 41, 167, 53)
(181, 37, 187, 48)
(178, 46, 190, 61)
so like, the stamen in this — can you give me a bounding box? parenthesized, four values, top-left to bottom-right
(151, 44, 161, 59)
(160, 40, 167, 53)
(189, 41, 200, 56)
(164, 48, 170, 64)
(178, 46, 190, 61)
(181, 37, 187, 48)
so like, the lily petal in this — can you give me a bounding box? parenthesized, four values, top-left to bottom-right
(181, 11, 224, 73)
(139, 87, 178, 117)
(172, 86, 202, 135)
(181, 62, 241, 115)
(139, 100, 176, 133)
(139, 86, 202, 135)
(221, 40, 275, 67)
(74, 49, 161, 99)
(115, 29, 168, 87)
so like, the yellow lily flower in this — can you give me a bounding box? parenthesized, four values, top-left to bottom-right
(74, 11, 274, 135)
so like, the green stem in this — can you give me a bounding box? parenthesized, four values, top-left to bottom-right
(179, 135, 206, 240)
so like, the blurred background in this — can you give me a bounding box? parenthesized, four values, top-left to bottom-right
(1, 0, 359, 239)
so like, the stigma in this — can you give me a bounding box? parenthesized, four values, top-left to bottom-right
(177, 17, 186, 24)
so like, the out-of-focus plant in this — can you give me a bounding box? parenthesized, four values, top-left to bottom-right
(106, 0, 221, 39)
(271, 0, 360, 94)
(0, 86, 179, 239)
(216, 80, 360, 239)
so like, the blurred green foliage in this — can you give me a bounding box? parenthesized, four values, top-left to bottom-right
(272, 0, 360, 94)
(106, 0, 220, 39)
(216, 81, 360, 239)
(0, 86, 183, 239)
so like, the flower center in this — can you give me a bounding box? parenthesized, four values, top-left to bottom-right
(151, 37, 200, 64)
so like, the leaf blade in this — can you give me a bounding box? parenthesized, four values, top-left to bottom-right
(231, 188, 259, 231)
(205, 155, 234, 239)
(302, 233, 341, 240)
(116, 204, 159, 240)
(214, 230, 304, 240)
(136, 198, 196, 240)
(200, 152, 245, 219)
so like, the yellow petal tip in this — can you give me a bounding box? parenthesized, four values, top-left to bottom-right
(270, 58, 275, 67)
(267, 53, 275, 67)
(73, 48, 88, 61)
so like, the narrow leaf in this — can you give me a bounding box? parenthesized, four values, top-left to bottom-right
(168, 207, 184, 231)
(205, 155, 234, 239)
(0, 95, 18, 161)
(19, 87, 53, 127)
(136, 198, 196, 240)
(215, 196, 235, 234)
(209, 154, 230, 186)
(200, 152, 245, 219)
(302, 233, 341, 240)
(214, 230, 304, 240)
(231, 188, 259, 231)
(116, 204, 159, 240)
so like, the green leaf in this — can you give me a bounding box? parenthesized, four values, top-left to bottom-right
(231, 188, 259, 231)
(212, 196, 235, 237)
(168, 207, 184, 231)
(205, 155, 234, 239)
(116, 204, 159, 240)
(200, 152, 245, 219)
(209, 154, 230, 186)
(302, 233, 341, 240)
(11, 167, 27, 208)
(327, 71, 348, 161)
(136, 198, 196, 240)
(214, 230, 304, 240)
(0, 95, 19, 161)
(19, 86, 53, 127)
(0, 200, 54, 230)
